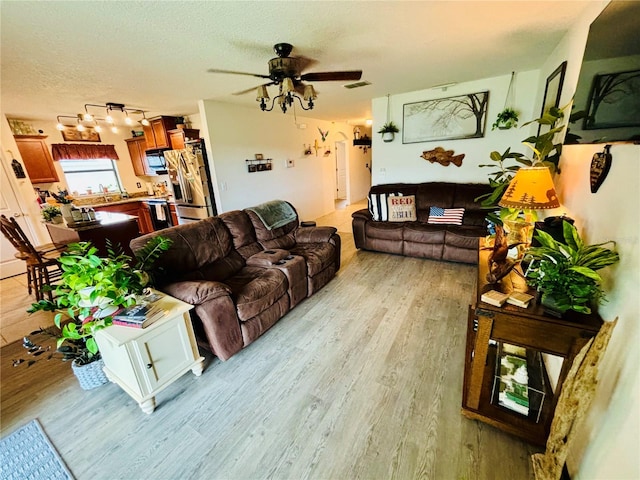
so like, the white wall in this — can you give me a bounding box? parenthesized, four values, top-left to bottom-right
(370, 70, 540, 185)
(537, 2, 640, 478)
(199, 100, 369, 220)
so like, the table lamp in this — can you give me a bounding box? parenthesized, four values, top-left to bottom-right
(499, 166, 560, 249)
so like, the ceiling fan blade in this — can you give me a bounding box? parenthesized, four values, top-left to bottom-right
(300, 71, 362, 82)
(232, 82, 276, 96)
(295, 55, 318, 74)
(207, 68, 271, 79)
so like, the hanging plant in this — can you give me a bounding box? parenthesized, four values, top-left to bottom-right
(492, 107, 519, 130)
(492, 72, 519, 130)
(379, 94, 400, 142)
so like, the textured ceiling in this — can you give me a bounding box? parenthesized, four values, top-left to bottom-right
(1, 1, 593, 125)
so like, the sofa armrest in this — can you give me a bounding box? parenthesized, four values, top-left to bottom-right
(161, 280, 243, 361)
(351, 208, 372, 220)
(162, 280, 232, 304)
(294, 226, 337, 243)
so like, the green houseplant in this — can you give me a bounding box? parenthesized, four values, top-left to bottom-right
(26, 236, 172, 387)
(378, 121, 400, 142)
(492, 107, 519, 130)
(41, 205, 62, 223)
(525, 221, 619, 316)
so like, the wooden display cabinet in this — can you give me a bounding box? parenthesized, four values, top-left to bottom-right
(143, 116, 177, 150)
(125, 137, 151, 176)
(13, 135, 59, 184)
(461, 241, 602, 446)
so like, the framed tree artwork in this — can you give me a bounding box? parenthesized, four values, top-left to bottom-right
(402, 91, 489, 143)
(584, 69, 640, 130)
(538, 61, 567, 135)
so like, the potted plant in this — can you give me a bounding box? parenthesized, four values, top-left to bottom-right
(27, 236, 172, 389)
(525, 221, 619, 316)
(41, 205, 62, 224)
(51, 189, 75, 221)
(378, 121, 400, 142)
(492, 107, 519, 130)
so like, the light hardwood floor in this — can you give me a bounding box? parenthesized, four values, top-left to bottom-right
(0, 200, 539, 479)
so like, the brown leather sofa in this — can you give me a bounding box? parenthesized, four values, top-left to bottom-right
(352, 182, 492, 264)
(130, 201, 340, 361)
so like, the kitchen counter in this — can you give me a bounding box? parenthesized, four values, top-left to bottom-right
(72, 194, 173, 209)
(46, 211, 141, 257)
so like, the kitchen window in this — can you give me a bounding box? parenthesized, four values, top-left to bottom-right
(58, 159, 123, 195)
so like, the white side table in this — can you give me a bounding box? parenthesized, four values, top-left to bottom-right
(95, 293, 204, 414)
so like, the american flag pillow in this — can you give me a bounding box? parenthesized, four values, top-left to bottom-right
(427, 206, 465, 225)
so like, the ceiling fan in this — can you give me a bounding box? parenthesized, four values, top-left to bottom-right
(207, 42, 363, 113)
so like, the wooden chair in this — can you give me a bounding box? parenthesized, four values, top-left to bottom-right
(0, 214, 66, 301)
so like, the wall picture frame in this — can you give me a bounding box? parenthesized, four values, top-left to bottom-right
(60, 126, 101, 142)
(584, 69, 640, 130)
(538, 61, 567, 136)
(254, 153, 264, 160)
(402, 91, 489, 143)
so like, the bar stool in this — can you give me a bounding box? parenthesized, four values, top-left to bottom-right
(0, 215, 66, 300)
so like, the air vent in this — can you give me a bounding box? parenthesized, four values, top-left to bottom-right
(343, 81, 371, 89)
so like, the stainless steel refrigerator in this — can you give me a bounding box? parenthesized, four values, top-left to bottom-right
(163, 139, 217, 224)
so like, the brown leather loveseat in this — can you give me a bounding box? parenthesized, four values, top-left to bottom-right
(352, 182, 492, 264)
(130, 200, 340, 361)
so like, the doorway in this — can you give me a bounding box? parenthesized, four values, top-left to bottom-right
(335, 141, 349, 208)
(1, 157, 31, 278)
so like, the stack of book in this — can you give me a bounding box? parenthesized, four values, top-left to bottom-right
(481, 290, 534, 308)
(112, 293, 166, 328)
(506, 291, 534, 308)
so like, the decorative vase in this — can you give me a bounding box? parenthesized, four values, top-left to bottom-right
(51, 215, 63, 224)
(71, 358, 109, 390)
(382, 132, 394, 142)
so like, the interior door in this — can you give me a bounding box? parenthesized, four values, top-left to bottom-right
(0, 157, 30, 278)
(335, 142, 347, 200)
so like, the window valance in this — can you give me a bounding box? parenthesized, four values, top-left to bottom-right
(51, 144, 119, 161)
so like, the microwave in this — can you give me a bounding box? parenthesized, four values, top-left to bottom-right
(145, 149, 169, 174)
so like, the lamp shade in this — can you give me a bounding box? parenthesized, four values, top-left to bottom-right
(303, 85, 317, 101)
(281, 77, 295, 94)
(499, 166, 560, 210)
(256, 85, 270, 101)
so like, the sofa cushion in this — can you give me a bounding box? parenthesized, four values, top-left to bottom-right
(219, 210, 263, 259)
(387, 195, 417, 222)
(224, 266, 288, 321)
(365, 221, 404, 240)
(427, 207, 465, 225)
(290, 243, 336, 277)
(130, 217, 241, 285)
(403, 223, 446, 243)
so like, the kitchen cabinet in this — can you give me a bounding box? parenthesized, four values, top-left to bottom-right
(13, 135, 59, 184)
(143, 116, 177, 150)
(94, 201, 153, 234)
(168, 128, 200, 150)
(169, 203, 178, 226)
(95, 292, 204, 414)
(125, 137, 152, 176)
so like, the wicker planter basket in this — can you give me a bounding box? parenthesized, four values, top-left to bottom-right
(71, 358, 109, 390)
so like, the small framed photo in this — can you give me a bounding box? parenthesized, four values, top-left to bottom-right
(255, 153, 264, 160)
(257, 163, 266, 171)
(248, 164, 257, 173)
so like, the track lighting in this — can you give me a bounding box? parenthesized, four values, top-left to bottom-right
(56, 102, 150, 132)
